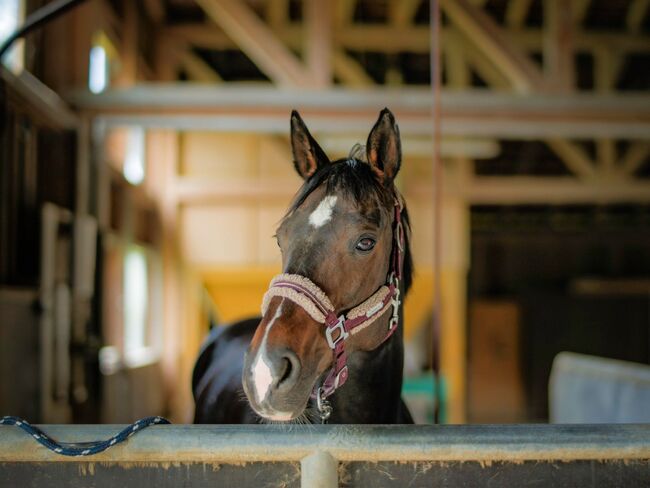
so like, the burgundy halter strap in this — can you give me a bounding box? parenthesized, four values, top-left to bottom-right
(263, 197, 405, 402)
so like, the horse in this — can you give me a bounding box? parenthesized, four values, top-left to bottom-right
(193, 108, 414, 424)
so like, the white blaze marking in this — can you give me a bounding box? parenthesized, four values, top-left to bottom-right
(252, 300, 284, 403)
(309, 195, 338, 228)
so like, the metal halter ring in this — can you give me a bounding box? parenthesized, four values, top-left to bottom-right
(316, 387, 332, 423)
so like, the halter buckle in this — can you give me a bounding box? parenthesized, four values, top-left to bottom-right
(325, 315, 349, 349)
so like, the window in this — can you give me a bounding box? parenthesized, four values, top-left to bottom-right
(123, 245, 161, 366)
(88, 44, 108, 93)
(0, 0, 25, 73)
(88, 31, 116, 93)
(124, 126, 146, 185)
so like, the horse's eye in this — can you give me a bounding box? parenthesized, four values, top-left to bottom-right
(356, 237, 376, 252)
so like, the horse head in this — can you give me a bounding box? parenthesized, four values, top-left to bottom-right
(242, 108, 411, 421)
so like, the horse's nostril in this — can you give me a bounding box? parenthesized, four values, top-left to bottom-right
(276, 350, 300, 390)
(279, 358, 292, 384)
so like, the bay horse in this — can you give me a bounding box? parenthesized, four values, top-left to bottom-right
(193, 109, 413, 423)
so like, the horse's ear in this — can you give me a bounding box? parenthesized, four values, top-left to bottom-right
(366, 108, 402, 186)
(290, 110, 329, 180)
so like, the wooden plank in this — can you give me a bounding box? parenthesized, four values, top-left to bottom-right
(195, 0, 316, 87)
(440, 0, 547, 93)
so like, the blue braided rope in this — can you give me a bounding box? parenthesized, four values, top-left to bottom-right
(0, 415, 170, 457)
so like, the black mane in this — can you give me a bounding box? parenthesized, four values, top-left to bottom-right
(285, 158, 414, 294)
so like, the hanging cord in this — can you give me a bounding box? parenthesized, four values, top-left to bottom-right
(0, 0, 90, 60)
(429, 0, 443, 424)
(0, 416, 170, 457)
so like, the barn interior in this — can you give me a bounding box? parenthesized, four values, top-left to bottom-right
(1, 0, 649, 426)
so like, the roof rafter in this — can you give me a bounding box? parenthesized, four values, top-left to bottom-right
(440, 0, 547, 93)
(194, 0, 316, 87)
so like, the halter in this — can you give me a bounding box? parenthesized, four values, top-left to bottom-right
(261, 196, 406, 420)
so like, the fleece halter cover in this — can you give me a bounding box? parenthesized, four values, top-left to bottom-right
(261, 197, 405, 400)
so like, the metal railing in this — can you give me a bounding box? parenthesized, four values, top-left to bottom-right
(1, 424, 649, 487)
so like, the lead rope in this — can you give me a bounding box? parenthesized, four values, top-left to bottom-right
(0, 415, 170, 456)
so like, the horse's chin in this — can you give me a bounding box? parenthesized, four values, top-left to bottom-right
(247, 393, 311, 423)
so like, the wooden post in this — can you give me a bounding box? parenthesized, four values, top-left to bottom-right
(543, 0, 574, 92)
(305, 0, 332, 88)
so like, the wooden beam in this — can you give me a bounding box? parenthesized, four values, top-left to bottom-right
(162, 24, 650, 55)
(266, 0, 288, 29)
(331, 49, 374, 86)
(440, 0, 547, 93)
(547, 138, 597, 179)
(176, 48, 222, 83)
(389, 0, 421, 27)
(505, 0, 533, 28)
(305, 0, 332, 87)
(619, 142, 650, 177)
(445, 31, 471, 89)
(180, 175, 650, 205)
(627, 0, 649, 33)
(463, 40, 510, 89)
(116, 0, 138, 85)
(544, 0, 574, 92)
(67, 86, 650, 140)
(573, 0, 591, 24)
(592, 46, 623, 179)
(154, 35, 178, 81)
(594, 47, 623, 93)
(334, 0, 357, 27)
(454, 177, 650, 204)
(1, 68, 79, 129)
(195, 0, 316, 87)
(319, 135, 499, 158)
(597, 139, 616, 176)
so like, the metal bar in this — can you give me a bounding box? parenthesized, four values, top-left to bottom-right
(1, 424, 649, 463)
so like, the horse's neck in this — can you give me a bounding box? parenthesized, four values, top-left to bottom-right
(328, 315, 405, 423)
